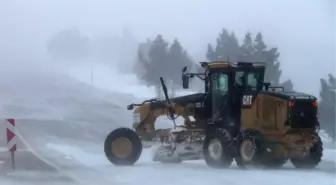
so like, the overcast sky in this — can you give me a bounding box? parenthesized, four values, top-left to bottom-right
(0, 0, 335, 96)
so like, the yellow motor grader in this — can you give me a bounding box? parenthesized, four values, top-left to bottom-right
(104, 61, 323, 169)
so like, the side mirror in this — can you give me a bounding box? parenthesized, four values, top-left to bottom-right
(182, 66, 189, 89)
(182, 66, 187, 73)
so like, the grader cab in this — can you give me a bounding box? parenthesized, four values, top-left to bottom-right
(104, 61, 323, 169)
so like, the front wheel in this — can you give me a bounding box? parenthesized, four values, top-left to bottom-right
(203, 128, 234, 168)
(104, 127, 142, 165)
(235, 129, 266, 168)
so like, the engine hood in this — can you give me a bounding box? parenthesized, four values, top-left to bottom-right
(259, 91, 317, 101)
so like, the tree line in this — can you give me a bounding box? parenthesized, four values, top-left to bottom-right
(135, 28, 293, 91)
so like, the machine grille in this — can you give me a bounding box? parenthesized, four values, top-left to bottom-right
(290, 99, 317, 129)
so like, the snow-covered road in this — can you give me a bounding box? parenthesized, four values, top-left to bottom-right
(1, 119, 332, 185)
(47, 144, 336, 185)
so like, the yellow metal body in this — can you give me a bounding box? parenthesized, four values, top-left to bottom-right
(130, 61, 318, 159)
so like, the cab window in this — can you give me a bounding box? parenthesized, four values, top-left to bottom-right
(212, 74, 228, 95)
(247, 72, 259, 89)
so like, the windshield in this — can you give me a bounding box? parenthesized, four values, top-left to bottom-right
(235, 71, 262, 90)
(247, 72, 260, 90)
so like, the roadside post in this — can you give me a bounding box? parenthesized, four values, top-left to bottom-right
(6, 118, 16, 170)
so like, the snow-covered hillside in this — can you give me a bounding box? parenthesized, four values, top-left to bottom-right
(0, 61, 140, 123)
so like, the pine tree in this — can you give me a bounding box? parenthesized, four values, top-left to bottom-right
(135, 39, 153, 86)
(227, 32, 240, 61)
(263, 47, 282, 85)
(205, 30, 294, 91)
(206, 44, 217, 61)
(252, 32, 267, 62)
(134, 35, 169, 99)
(214, 28, 230, 60)
(147, 35, 169, 86)
(239, 32, 254, 62)
(251, 32, 293, 91)
(319, 74, 336, 139)
(252, 32, 280, 84)
(206, 28, 240, 62)
(135, 35, 195, 90)
(167, 39, 193, 86)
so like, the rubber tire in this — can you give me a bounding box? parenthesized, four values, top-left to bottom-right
(235, 129, 266, 169)
(104, 127, 142, 166)
(291, 135, 323, 169)
(203, 128, 233, 168)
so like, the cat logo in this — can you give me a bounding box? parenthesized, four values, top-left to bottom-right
(196, 102, 204, 108)
(242, 95, 253, 105)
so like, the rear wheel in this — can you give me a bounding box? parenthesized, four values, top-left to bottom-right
(104, 127, 142, 165)
(203, 128, 234, 168)
(291, 135, 323, 169)
(235, 130, 266, 168)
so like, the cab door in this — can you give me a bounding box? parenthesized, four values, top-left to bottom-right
(211, 72, 230, 121)
(242, 71, 263, 106)
(240, 71, 264, 128)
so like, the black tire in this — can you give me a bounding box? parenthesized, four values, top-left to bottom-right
(203, 128, 234, 168)
(104, 127, 142, 166)
(291, 135, 323, 169)
(235, 129, 266, 168)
